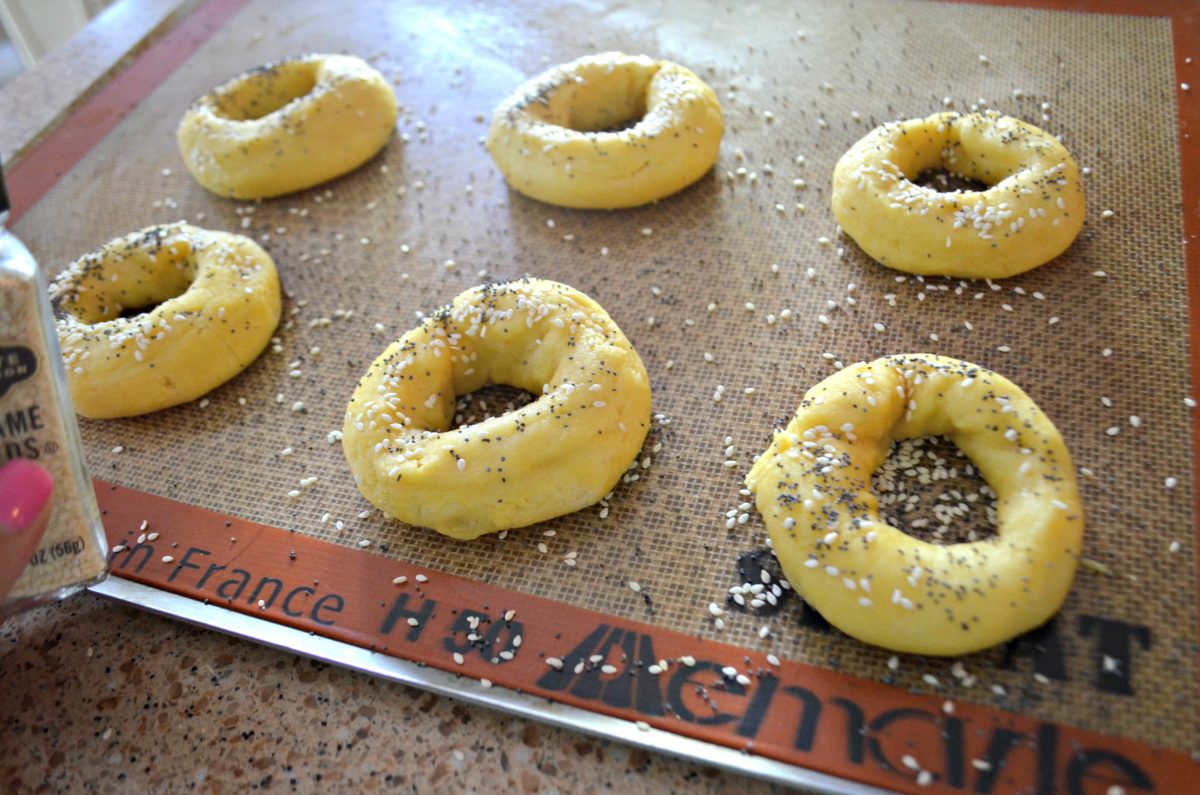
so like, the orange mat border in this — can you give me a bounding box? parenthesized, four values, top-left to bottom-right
(96, 481, 1198, 793)
(7, 0, 1199, 791)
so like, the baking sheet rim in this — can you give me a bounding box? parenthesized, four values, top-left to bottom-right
(88, 577, 890, 793)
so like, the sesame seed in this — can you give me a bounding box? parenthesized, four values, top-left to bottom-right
(545, 657, 564, 670)
(161, 555, 174, 564)
(415, 574, 428, 583)
(453, 652, 465, 665)
(636, 720, 651, 732)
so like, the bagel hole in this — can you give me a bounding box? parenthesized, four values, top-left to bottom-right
(115, 299, 178, 321)
(218, 63, 318, 121)
(450, 383, 536, 430)
(914, 168, 990, 193)
(99, 272, 195, 323)
(872, 436, 999, 545)
(567, 95, 648, 133)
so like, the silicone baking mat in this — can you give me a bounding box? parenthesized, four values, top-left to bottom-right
(8, 0, 1199, 787)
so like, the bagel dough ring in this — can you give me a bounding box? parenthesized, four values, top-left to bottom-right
(832, 111, 1085, 279)
(178, 53, 398, 199)
(745, 354, 1084, 656)
(50, 223, 281, 419)
(343, 279, 652, 539)
(486, 52, 723, 209)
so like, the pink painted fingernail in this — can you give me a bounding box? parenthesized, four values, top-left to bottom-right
(0, 459, 54, 535)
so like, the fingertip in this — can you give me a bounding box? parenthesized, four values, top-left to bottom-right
(0, 459, 54, 535)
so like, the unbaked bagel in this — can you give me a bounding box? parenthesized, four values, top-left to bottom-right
(746, 354, 1084, 656)
(486, 52, 723, 209)
(177, 53, 398, 199)
(832, 111, 1085, 279)
(343, 279, 652, 539)
(50, 223, 281, 419)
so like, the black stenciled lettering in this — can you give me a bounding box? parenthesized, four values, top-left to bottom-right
(571, 628, 632, 702)
(831, 698, 866, 765)
(665, 661, 742, 726)
(535, 624, 608, 692)
(247, 577, 284, 609)
(866, 707, 939, 782)
(592, 631, 666, 714)
(631, 634, 665, 716)
(972, 728, 1024, 794)
(1002, 618, 1068, 682)
(1077, 615, 1151, 696)
(167, 547, 210, 582)
(379, 593, 436, 640)
(444, 610, 490, 655)
(481, 617, 524, 664)
(734, 672, 779, 738)
(781, 686, 823, 751)
(1065, 748, 1153, 795)
(196, 563, 227, 589)
(215, 569, 251, 601)
(281, 586, 315, 617)
(1036, 724, 1058, 795)
(942, 716, 966, 789)
(797, 601, 834, 632)
(111, 543, 154, 573)
(311, 594, 343, 626)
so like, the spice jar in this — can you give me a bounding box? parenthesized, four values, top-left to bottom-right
(0, 161, 108, 617)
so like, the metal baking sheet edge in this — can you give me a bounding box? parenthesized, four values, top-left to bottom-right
(89, 576, 891, 793)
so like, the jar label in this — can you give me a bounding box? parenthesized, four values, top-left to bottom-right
(0, 345, 37, 399)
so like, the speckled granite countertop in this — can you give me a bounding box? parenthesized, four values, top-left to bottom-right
(2, 594, 786, 792)
(0, 3, 789, 791)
